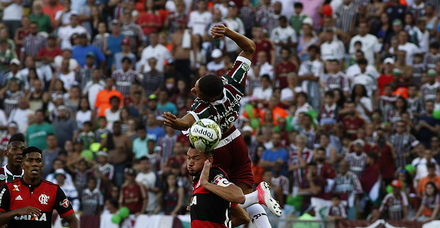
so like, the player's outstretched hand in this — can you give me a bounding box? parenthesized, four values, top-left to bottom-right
(200, 159, 212, 187)
(162, 112, 177, 127)
(211, 24, 227, 39)
(15, 206, 41, 216)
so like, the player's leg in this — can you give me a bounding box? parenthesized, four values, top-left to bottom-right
(236, 182, 272, 228)
(230, 204, 250, 227)
(227, 133, 281, 227)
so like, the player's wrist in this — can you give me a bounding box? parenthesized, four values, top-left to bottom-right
(224, 28, 232, 37)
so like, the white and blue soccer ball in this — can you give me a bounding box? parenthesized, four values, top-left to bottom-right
(189, 119, 222, 152)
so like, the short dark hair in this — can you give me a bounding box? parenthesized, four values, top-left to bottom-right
(8, 133, 25, 145)
(308, 45, 320, 53)
(430, 42, 439, 49)
(308, 161, 317, 167)
(121, 56, 132, 64)
(137, 124, 146, 131)
(324, 90, 334, 98)
(357, 58, 368, 65)
(35, 109, 45, 115)
(261, 74, 271, 81)
(354, 41, 362, 46)
(110, 96, 120, 103)
(427, 162, 436, 169)
(198, 74, 223, 99)
(331, 194, 341, 200)
(316, 147, 326, 153)
(23, 146, 43, 158)
(83, 121, 92, 127)
(294, 2, 303, 8)
(367, 152, 378, 162)
(139, 156, 150, 162)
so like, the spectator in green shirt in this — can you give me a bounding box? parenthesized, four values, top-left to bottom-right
(0, 39, 17, 83)
(30, 1, 52, 33)
(26, 109, 56, 150)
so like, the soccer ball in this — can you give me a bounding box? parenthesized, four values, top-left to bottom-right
(189, 119, 222, 152)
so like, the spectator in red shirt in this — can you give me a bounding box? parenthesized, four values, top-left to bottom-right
(275, 47, 297, 89)
(252, 26, 275, 66)
(138, 0, 162, 41)
(378, 58, 395, 95)
(373, 135, 396, 185)
(314, 147, 336, 199)
(342, 101, 366, 140)
(298, 161, 325, 211)
(119, 167, 148, 216)
(35, 36, 62, 64)
(360, 152, 380, 197)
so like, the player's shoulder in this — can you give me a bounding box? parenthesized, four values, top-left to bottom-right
(41, 180, 60, 189)
(209, 166, 229, 180)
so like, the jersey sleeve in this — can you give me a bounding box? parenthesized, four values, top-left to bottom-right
(0, 185, 10, 212)
(209, 167, 232, 188)
(226, 56, 252, 87)
(54, 186, 74, 218)
(188, 100, 211, 123)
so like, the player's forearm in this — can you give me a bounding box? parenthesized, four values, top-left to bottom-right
(0, 211, 20, 225)
(224, 28, 255, 55)
(201, 182, 245, 204)
(64, 213, 79, 228)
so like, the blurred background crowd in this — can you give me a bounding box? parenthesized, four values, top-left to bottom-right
(1, 0, 440, 226)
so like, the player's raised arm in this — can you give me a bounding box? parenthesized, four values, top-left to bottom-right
(211, 24, 256, 61)
(199, 160, 246, 204)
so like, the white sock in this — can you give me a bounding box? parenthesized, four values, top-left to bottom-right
(240, 191, 259, 209)
(246, 204, 271, 228)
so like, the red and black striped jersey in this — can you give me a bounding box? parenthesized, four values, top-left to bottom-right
(0, 178, 74, 228)
(188, 56, 251, 133)
(190, 167, 232, 228)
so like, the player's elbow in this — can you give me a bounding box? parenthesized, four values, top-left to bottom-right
(236, 194, 246, 204)
(247, 41, 256, 55)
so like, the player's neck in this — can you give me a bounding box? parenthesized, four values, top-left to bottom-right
(6, 164, 21, 175)
(23, 176, 41, 186)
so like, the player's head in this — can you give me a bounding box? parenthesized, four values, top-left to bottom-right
(22, 146, 43, 180)
(186, 146, 214, 176)
(6, 133, 25, 167)
(191, 74, 223, 101)
(331, 194, 341, 206)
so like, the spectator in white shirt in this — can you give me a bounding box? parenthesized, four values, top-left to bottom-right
(140, 32, 172, 73)
(320, 27, 345, 62)
(390, 30, 422, 66)
(57, 14, 88, 50)
(222, 2, 245, 57)
(346, 50, 380, 81)
(187, 0, 212, 36)
(1, 0, 23, 39)
(349, 22, 381, 66)
(252, 75, 273, 103)
(255, 51, 274, 80)
(206, 49, 225, 73)
(271, 16, 297, 62)
(351, 58, 377, 98)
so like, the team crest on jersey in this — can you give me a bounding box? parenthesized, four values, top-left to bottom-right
(241, 63, 249, 71)
(39, 194, 50, 205)
(0, 174, 5, 181)
(12, 185, 20, 191)
(60, 199, 69, 208)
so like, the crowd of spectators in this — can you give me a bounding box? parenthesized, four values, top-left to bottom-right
(1, 0, 440, 226)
